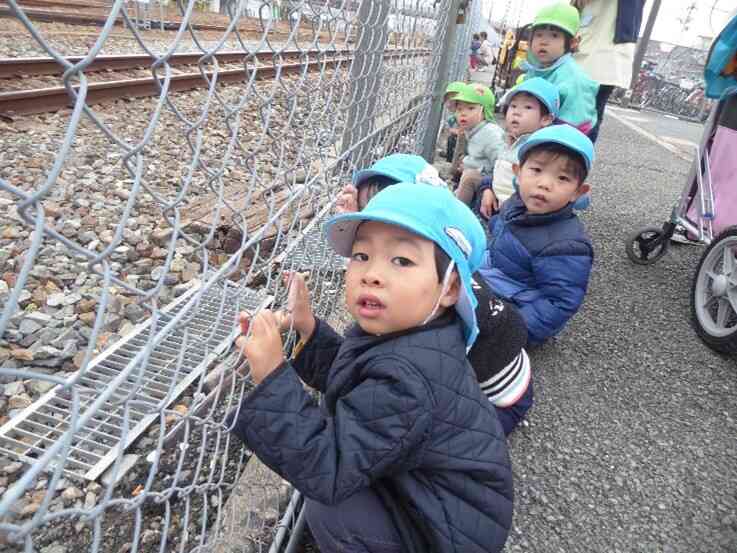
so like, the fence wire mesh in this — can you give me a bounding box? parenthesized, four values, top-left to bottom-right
(0, 0, 477, 550)
(446, 0, 481, 84)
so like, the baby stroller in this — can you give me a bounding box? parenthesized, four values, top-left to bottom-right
(625, 11, 737, 355)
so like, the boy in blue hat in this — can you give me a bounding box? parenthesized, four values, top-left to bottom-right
(478, 125, 594, 345)
(334, 154, 533, 435)
(478, 77, 559, 216)
(523, 2, 599, 134)
(335, 153, 445, 213)
(229, 183, 513, 553)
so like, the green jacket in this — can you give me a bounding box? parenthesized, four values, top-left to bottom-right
(522, 53, 600, 133)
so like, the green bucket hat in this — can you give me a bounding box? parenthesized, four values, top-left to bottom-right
(445, 81, 467, 96)
(532, 2, 580, 37)
(450, 83, 496, 121)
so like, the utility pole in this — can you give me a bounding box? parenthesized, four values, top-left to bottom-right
(631, 0, 662, 88)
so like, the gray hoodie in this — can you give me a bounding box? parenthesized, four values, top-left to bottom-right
(462, 120, 506, 174)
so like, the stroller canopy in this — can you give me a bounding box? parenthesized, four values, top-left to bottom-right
(705, 9, 737, 99)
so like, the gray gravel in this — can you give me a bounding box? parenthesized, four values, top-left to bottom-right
(504, 113, 737, 552)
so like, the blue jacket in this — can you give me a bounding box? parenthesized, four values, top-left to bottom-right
(229, 315, 513, 553)
(615, 0, 646, 44)
(522, 53, 600, 133)
(478, 194, 593, 344)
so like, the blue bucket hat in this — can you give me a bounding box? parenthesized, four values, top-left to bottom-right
(324, 183, 487, 350)
(353, 154, 446, 188)
(501, 77, 561, 118)
(517, 124, 595, 171)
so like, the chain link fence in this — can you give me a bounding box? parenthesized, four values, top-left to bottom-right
(446, 0, 481, 84)
(0, 0, 479, 550)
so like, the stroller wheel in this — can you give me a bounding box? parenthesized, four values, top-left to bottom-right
(691, 227, 737, 355)
(625, 226, 669, 265)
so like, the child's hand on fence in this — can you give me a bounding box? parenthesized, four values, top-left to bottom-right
(236, 310, 285, 385)
(336, 185, 359, 213)
(280, 271, 316, 341)
(480, 189, 498, 219)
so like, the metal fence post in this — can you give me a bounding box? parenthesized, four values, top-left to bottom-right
(421, 0, 463, 163)
(340, 0, 391, 170)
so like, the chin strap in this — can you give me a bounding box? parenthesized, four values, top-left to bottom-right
(421, 260, 456, 326)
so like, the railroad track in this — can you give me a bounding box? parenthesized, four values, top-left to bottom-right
(0, 5, 225, 32)
(0, 49, 431, 116)
(0, 0, 251, 33)
(0, 50, 353, 78)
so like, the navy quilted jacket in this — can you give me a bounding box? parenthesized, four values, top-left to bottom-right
(228, 314, 513, 553)
(478, 194, 593, 344)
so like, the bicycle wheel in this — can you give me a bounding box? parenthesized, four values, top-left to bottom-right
(691, 227, 737, 355)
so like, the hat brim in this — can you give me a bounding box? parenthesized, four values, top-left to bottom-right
(352, 169, 395, 187)
(518, 136, 592, 171)
(324, 209, 438, 258)
(451, 91, 483, 105)
(324, 211, 480, 350)
(531, 19, 576, 35)
(500, 88, 555, 116)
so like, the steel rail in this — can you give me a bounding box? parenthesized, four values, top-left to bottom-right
(0, 5, 237, 32)
(8, 0, 108, 9)
(0, 49, 353, 79)
(0, 50, 430, 116)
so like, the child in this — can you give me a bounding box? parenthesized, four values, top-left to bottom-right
(478, 77, 559, 217)
(336, 154, 533, 434)
(523, 2, 599, 134)
(470, 33, 481, 71)
(478, 30, 497, 67)
(335, 153, 445, 214)
(230, 183, 513, 553)
(478, 124, 594, 345)
(443, 81, 466, 162)
(452, 84, 506, 209)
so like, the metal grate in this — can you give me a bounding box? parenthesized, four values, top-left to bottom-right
(287, 226, 346, 272)
(275, 202, 346, 273)
(0, 281, 270, 481)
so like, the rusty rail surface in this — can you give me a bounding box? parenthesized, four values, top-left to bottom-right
(1, 0, 261, 31)
(0, 50, 431, 116)
(7, 0, 108, 9)
(0, 5, 227, 31)
(0, 50, 352, 79)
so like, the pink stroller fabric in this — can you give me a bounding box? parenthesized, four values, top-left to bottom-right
(686, 102, 737, 238)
